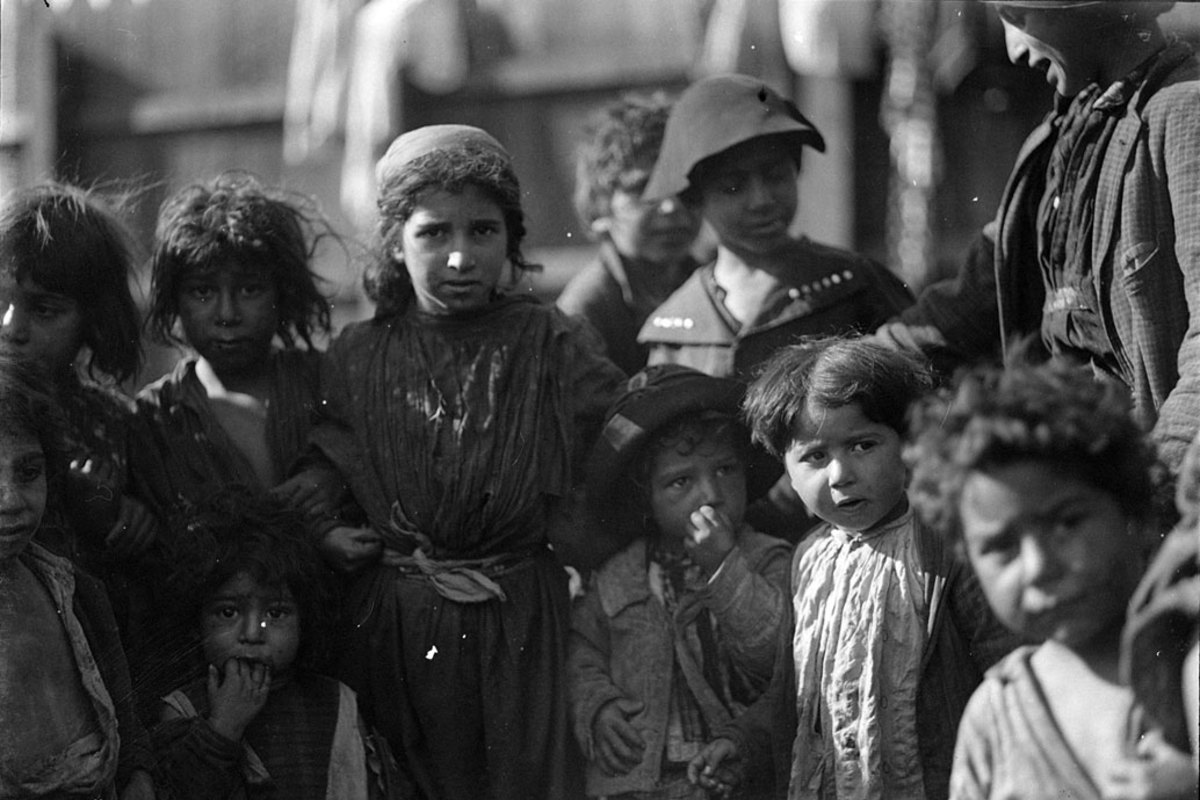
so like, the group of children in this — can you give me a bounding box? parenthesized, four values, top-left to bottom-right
(0, 69, 1196, 800)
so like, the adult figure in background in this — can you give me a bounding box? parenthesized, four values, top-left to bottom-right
(875, 0, 1200, 476)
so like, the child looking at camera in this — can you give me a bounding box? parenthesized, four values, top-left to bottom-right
(150, 487, 400, 800)
(690, 336, 1014, 800)
(567, 365, 790, 799)
(907, 357, 1197, 800)
(296, 124, 626, 800)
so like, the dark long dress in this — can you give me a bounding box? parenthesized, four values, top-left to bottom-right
(309, 296, 624, 800)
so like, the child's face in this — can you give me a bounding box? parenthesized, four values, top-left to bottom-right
(648, 429, 746, 545)
(959, 460, 1143, 648)
(595, 176, 700, 267)
(201, 570, 301, 679)
(397, 184, 508, 316)
(696, 144, 798, 256)
(783, 401, 907, 533)
(0, 276, 85, 379)
(997, 6, 1101, 97)
(178, 262, 279, 378)
(0, 427, 47, 562)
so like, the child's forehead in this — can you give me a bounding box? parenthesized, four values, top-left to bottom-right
(700, 139, 794, 179)
(209, 570, 294, 600)
(184, 258, 270, 281)
(789, 401, 876, 442)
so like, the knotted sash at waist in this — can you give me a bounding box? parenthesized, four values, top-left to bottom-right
(379, 544, 548, 603)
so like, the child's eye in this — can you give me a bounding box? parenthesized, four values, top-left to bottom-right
(31, 303, 63, 320)
(267, 604, 295, 620)
(472, 222, 501, 237)
(239, 283, 269, 299)
(667, 475, 691, 490)
(716, 461, 743, 478)
(185, 285, 215, 302)
(798, 449, 826, 465)
(415, 224, 448, 239)
(850, 440, 878, 454)
(16, 458, 45, 483)
(208, 604, 239, 621)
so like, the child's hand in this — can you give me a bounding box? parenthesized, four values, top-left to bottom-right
(272, 468, 344, 517)
(685, 504, 737, 575)
(67, 456, 121, 531)
(1100, 730, 1199, 800)
(104, 495, 158, 559)
(688, 737, 742, 797)
(320, 526, 383, 573)
(206, 659, 270, 742)
(592, 698, 646, 776)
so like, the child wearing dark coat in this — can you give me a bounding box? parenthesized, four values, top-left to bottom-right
(568, 365, 790, 799)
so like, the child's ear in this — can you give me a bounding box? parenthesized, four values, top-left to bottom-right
(389, 246, 405, 265)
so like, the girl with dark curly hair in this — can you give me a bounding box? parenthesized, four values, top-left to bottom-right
(294, 124, 626, 800)
(907, 356, 1196, 799)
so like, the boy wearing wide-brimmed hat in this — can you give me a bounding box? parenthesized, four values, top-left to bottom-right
(566, 365, 789, 800)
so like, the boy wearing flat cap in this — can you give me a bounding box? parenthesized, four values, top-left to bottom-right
(636, 73, 913, 383)
(567, 365, 790, 800)
(876, 0, 1200, 483)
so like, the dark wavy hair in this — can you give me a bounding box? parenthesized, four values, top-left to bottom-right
(906, 355, 1159, 542)
(0, 182, 143, 383)
(161, 486, 337, 671)
(0, 353, 71, 511)
(363, 144, 536, 317)
(573, 91, 674, 232)
(147, 171, 333, 349)
(742, 335, 934, 458)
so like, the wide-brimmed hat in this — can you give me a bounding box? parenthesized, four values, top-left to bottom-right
(586, 364, 782, 518)
(375, 124, 510, 189)
(641, 74, 826, 203)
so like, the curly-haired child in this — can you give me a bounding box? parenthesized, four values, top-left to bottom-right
(136, 170, 339, 516)
(294, 124, 626, 800)
(907, 357, 1197, 799)
(689, 336, 1015, 800)
(0, 353, 155, 799)
(556, 91, 702, 375)
(150, 486, 402, 799)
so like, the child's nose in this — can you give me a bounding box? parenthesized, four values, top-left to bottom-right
(744, 175, 774, 208)
(0, 304, 28, 343)
(827, 457, 854, 487)
(446, 250, 473, 271)
(1018, 535, 1062, 587)
(214, 290, 242, 325)
(240, 612, 268, 642)
(697, 475, 724, 506)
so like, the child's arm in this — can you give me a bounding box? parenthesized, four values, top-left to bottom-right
(696, 522, 791, 683)
(948, 684, 1001, 800)
(566, 580, 647, 776)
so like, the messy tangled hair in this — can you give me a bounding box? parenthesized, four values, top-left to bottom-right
(161, 486, 337, 671)
(0, 182, 143, 383)
(742, 336, 934, 458)
(573, 91, 674, 231)
(147, 171, 333, 349)
(905, 356, 1158, 541)
(363, 144, 534, 317)
(0, 353, 71, 504)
